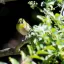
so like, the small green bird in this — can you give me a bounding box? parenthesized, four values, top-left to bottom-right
(15, 18, 31, 52)
(16, 18, 31, 36)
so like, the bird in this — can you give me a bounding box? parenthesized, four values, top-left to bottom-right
(16, 18, 31, 36)
(15, 18, 31, 52)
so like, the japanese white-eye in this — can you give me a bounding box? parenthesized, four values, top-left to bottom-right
(16, 18, 31, 36)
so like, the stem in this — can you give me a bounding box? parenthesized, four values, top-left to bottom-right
(15, 38, 30, 53)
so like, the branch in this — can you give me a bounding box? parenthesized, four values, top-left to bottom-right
(0, 38, 30, 57)
(0, 48, 19, 57)
(15, 38, 30, 53)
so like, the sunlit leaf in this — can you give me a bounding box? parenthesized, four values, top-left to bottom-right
(57, 0, 62, 3)
(51, 28, 56, 33)
(20, 51, 26, 60)
(44, 45, 56, 51)
(27, 45, 33, 55)
(59, 51, 64, 59)
(47, 1, 55, 5)
(30, 55, 44, 60)
(45, 54, 55, 60)
(37, 15, 44, 22)
(55, 13, 60, 18)
(9, 57, 19, 64)
(36, 50, 49, 55)
(21, 56, 36, 64)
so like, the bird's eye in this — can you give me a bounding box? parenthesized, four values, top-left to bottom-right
(18, 21, 23, 24)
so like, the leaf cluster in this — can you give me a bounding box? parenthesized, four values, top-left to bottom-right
(1, 0, 64, 64)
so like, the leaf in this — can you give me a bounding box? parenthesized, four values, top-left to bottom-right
(37, 15, 44, 22)
(20, 51, 26, 60)
(57, 0, 62, 3)
(61, 60, 64, 64)
(27, 45, 33, 55)
(55, 13, 60, 18)
(47, 1, 55, 5)
(21, 56, 36, 64)
(51, 28, 56, 32)
(45, 54, 55, 63)
(36, 50, 49, 55)
(30, 55, 44, 60)
(44, 45, 56, 51)
(9, 57, 19, 64)
(44, 8, 55, 19)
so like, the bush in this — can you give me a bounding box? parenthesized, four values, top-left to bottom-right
(1, 0, 64, 64)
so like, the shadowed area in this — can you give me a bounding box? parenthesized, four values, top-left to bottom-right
(0, 0, 40, 49)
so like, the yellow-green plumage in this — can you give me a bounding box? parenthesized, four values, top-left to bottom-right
(16, 18, 31, 35)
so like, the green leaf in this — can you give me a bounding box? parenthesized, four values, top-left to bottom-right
(44, 45, 56, 51)
(51, 28, 56, 33)
(47, 1, 55, 5)
(20, 51, 26, 60)
(21, 56, 36, 64)
(45, 54, 56, 63)
(36, 50, 49, 55)
(44, 8, 55, 19)
(27, 45, 33, 55)
(57, 0, 62, 3)
(9, 57, 19, 64)
(55, 13, 60, 18)
(61, 60, 64, 64)
(37, 15, 45, 22)
(30, 55, 44, 60)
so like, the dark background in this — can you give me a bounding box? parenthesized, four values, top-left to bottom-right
(0, 0, 41, 63)
(0, 0, 41, 50)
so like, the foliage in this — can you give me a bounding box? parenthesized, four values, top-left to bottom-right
(1, 0, 64, 64)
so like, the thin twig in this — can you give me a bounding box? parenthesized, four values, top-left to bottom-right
(0, 48, 19, 57)
(15, 38, 30, 53)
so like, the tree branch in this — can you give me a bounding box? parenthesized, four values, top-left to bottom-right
(0, 48, 19, 57)
(0, 38, 30, 57)
(15, 38, 30, 53)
